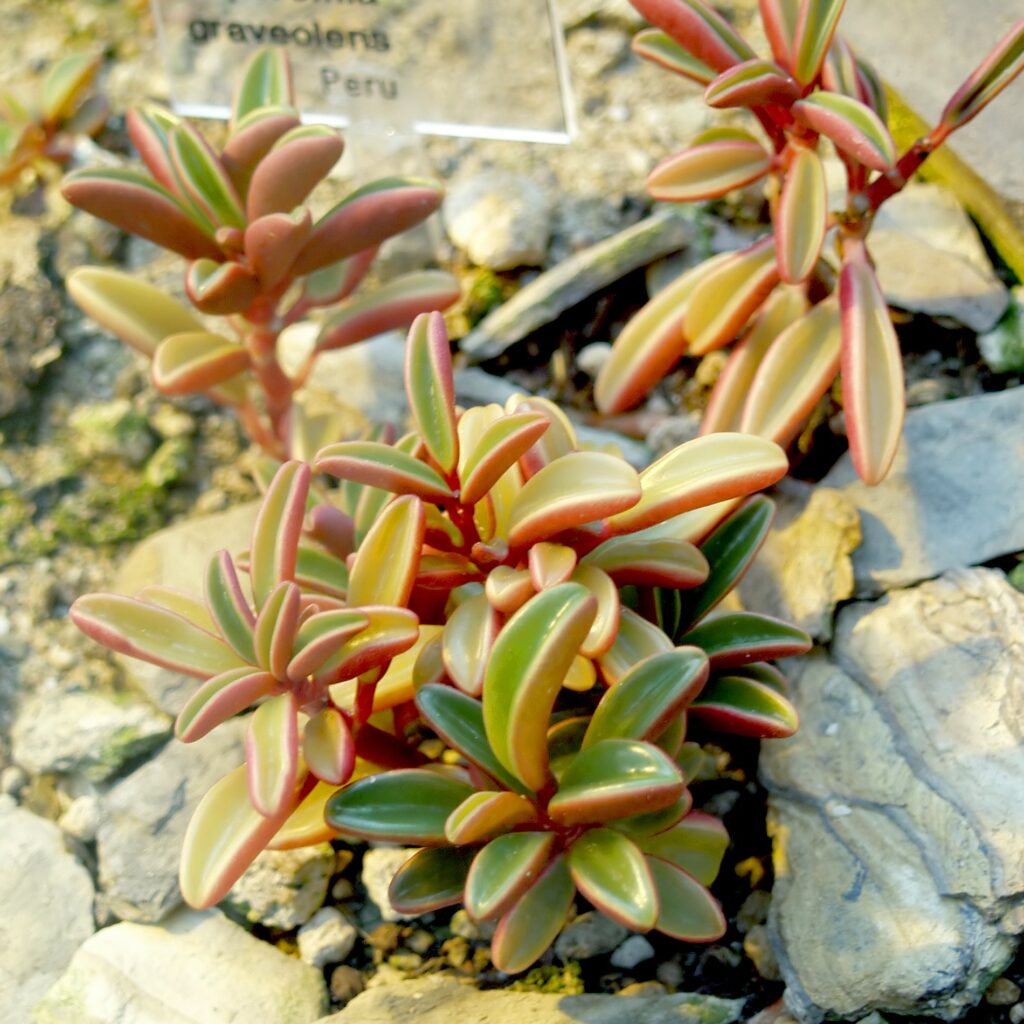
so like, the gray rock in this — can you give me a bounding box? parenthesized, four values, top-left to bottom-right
(461, 208, 694, 361)
(224, 844, 334, 930)
(113, 502, 259, 715)
(738, 486, 861, 641)
(68, 399, 156, 466)
(444, 172, 552, 270)
(96, 720, 245, 923)
(979, 286, 1024, 373)
(840, 0, 1024, 210)
(0, 281, 62, 419)
(59, 793, 103, 843)
(298, 906, 359, 968)
(610, 934, 656, 970)
(321, 974, 744, 1024)
(32, 908, 327, 1024)
(821, 387, 1024, 597)
(867, 184, 1008, 332)
(361, 847, 418, 922)
(555, 911, 629, 961)
(762, 569, 1024, 1022)
(11, 690, 170, 782)
(0, 803, 95, 1024)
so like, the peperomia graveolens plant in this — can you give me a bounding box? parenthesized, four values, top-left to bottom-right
(61, 48, 458, 458)
(595, 0, 1024, 484)
(72, 312, 810, 971)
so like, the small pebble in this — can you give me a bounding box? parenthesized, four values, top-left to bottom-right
(58, 794, 102, 842)
(450, 908, 495, 941)
(555, 911, 628, 960)
(331, 878, 355, 902)
(986, 977, 1022, 1006)
(329, 965, 365, 1005)
(366, 922, 402, 952)
(618, 981, 668, 997)
(576, 341, 612, 378)
(388, 951, 423, 971)
(610, 935, 655, 970)
(0, 765, 28, 797)
(655, 960, 684, 989)
(442, 936, 470, 968)
(405, 929, 434, 955)
(743, 925, 780, 981)
(1008, 1003, 1024, 1024)
(736, 889, 771, 933)
(297, 907, 358, 968)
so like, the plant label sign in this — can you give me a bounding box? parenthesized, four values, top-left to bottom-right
(151, 0, 576, 143)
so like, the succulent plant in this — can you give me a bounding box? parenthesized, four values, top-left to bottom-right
(62, 48, 458, 458)
(71, 311, 810, 969)
(0, 53, 108, 189)
(595, 0, 1024, 484)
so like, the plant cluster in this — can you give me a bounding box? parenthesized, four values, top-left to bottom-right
(0, 53, 108, 189)
(72, 312, 811, 971)
(62, 49, 458, 458)
(595, 0, 1024, 484)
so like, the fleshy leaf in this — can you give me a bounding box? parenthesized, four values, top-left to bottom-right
(507, 451, 641, 549)
(445, 791, 538, 845)
(71, 594, 242, 679)
(313, 606, 419, 684)
(647, 131, 772, 202)
(704, 58, 799, 108)
(316, 440, 452, 501)
(245, 692, 299, 817)
(42, 53, 100, 123)
(179, 764, 296, 908)
(169, 124, 246, 230)
(632, 28, 716, 84)
(639, 811, 729, 884)
(245, 210, 313, 290)
(389, 847, 474, 915)
(184, 260, 259, 317)
(246, 124, 344, 220)
(346, 494, 425, 608)
(231, 47, 294, 126)
(548, 739, 685, 827)
(839, 243, 904, 485)
(689, 674, 800, 737)
(484, 566, 535, 616)
(324, 768, 473, 845)
(302, 708, 355, 785)
(679, 612, 811, 667)
(776, 146, 827, 284)
(570, 564, 620, 658)
(584, 648, 709, 748)
(683, 238, 779, 355)
(792, 92, 896, 171)
(648, 857, 726, 940)
(597, 607, 674, 686)
(205, 551, 257, 664)
(459, 412, 548, 507)
(442, 593, 500, 697)
(759, 0, 800, 70)
(175, 667, 277, 742)
(406, 311, 458, 475)
(568, 827, 658, 931)
(630, 0, 756, 73)
(465, 832, 557, 922)
(270, 780, 342, 850)
(152, 331, 250, 395)
(483, 584, 597, 791)
(491, 855, 574, 973)
(253, 581, 300, 679)
(606, 433, 787, 534)
(287, 608, 369, 681)
(581, 535, 709, 589)
(940, 18, 1024, 131)
(250, 461, 310, 607)
(791, 0, 848, 86)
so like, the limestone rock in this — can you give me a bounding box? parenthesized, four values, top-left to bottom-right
(0, 802, 95, 1023)
(95, 720, 245, 923)
(113, 502, 259, 714)
(12, 689, 170, 782)
(32, 909, 327, 1024)
(322, 974, 744, 1023)
(762, 569, 1024, 1021)
(361, 848, 418, 922)
(821, 387, 1024, 597)
(610, 935, 656, 970)
(555, 911, 629, 961)
(224, 844, 334, 930)
(867, 184, 1008, 332)
(298, 907, 359, 968)
(444, 172, 552, 270)
(738, 486, 860, 641)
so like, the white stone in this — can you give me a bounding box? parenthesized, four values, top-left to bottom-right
(610, 934, 656, 969)
(32, 909, 327, 1024)
(59, 794, 102, 842)
(225, 844, 334, 930)
(555, 911, 628, 961)
(0, 804, 95, 1023)
(361, 847, 418, 922)
(297, 907, 358, 968)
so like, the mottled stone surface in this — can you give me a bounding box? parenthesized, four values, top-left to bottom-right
(821, 388, 1024, 597)
(762, 570, 1024, 1022)
(32, 909, 327, 1024)
(224, 844, 334, 930)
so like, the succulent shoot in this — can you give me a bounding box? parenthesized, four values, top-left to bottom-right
(597, 0, 1024, 484)
(0, 53, 108, 188)
(62, 48, 459, 458)
(72, 312, 810, 970)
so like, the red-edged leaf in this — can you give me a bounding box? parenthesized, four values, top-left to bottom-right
(250, 461, 310, 607)
(346, 494, 425, 608)
(316, 440, 452, 501)
(568, 827, 658, 931)
(253, 581, 301, 679)
(776, 146, 827, 284)
(444, 791, 538, 845)
(246, 692, 299, 817)
(630, 0, 756, 73)
(689, 673, 799, 737)
(246, 124, 343, 220)
(648, 130, 772, 202)
(632, 28, 716, 84)
(230, 47, 295, 126)
(466, 832, 557, 922)
(508, 396, 578, 479)
(388, 847, 474, 916)
(484, 566, 535, 616)
(442, 593, 500, 697)
(168, 123, 246, 230)
(459, 412, 549, 506)
(244, 209, 313, 290)
(704, 58, 799, 108)
(175, 668, 277, 742)
(300, 247, 378, 308)
(184, 260, 259, 317)
(639, 811, 729, 883)
(205, 551, 256, 664)
(405, 311, 458, 474)
(941, 18, 1024, 131)
(302, 707, 355, 785)
(839, 242, 904, 484)
(314, 606, 419, 684)
(125, 104, 183, 194)
(582, 535, 709, 588)
(597, 607, 674, 686)
(528, 542, 577, 591)
(152, 330, 250, 395)
(680, 612, 811, 668)
(571, 563, 620, 658)
(287, 608, 369, 681)
(648, 857, 726, 940)
(792, 92, 896, 171)
(222, 107, 301, 195)
(759, 0, 800, 71)
(791, 0, 848, 86)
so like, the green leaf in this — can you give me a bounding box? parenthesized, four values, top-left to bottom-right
(689, 673, 800, 737)
(491, 854, 574, 973)
(776, 146, 827, 285)
(245, 692, 299, 817)
(647, 131, 772, 202)
(153, 331, 250, 395)
(316, 440, 453, 501)
(482, 584, 597, 792)
(632, 28, 716, 84)
(442, 593, 499, 697)
(941, 19, 1024, 131)
(676, 496, 775, 630)
(175, 667, 277, 742)
(791, 0, 847, 86)
(596, 607, 674, 686)
(169, 124, 246, 229)
(406, 311, 458, 475)
(793, 92, 896, 171)
(638, 811, 729, 884)
(415, 684, 528, 795)
(680, 612, 810, 668)
(249, 461, 310, 608)
(459, 412, 549, 507)
(71, 594, 243, 679)
(302, 707, 354, 785)
(205, 551, 256, 664)
(346, 494, 424, 608)
(312, 606, 419, 684)
(548, 739, 685, 827)
(253, 581, 300, 679)
(231, 47, 294, 126)
(325, 768, 474, 845)
(41, 52, 100, 123)
(287, 608, 369, 681)
(584, 648, 709, 748)
(465, 832, 558, 922)
(388, 847, 474, 916)
(568, 827, 657, 931)
(294, 542, 349, 599)
(507, 451, 641, 549)
(630, 0, 756, 73)
(615, 790, 692, 839)
(581, 535, 709, 588)
(445, 791, 538, 845)
(648, 856, 726, 940)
